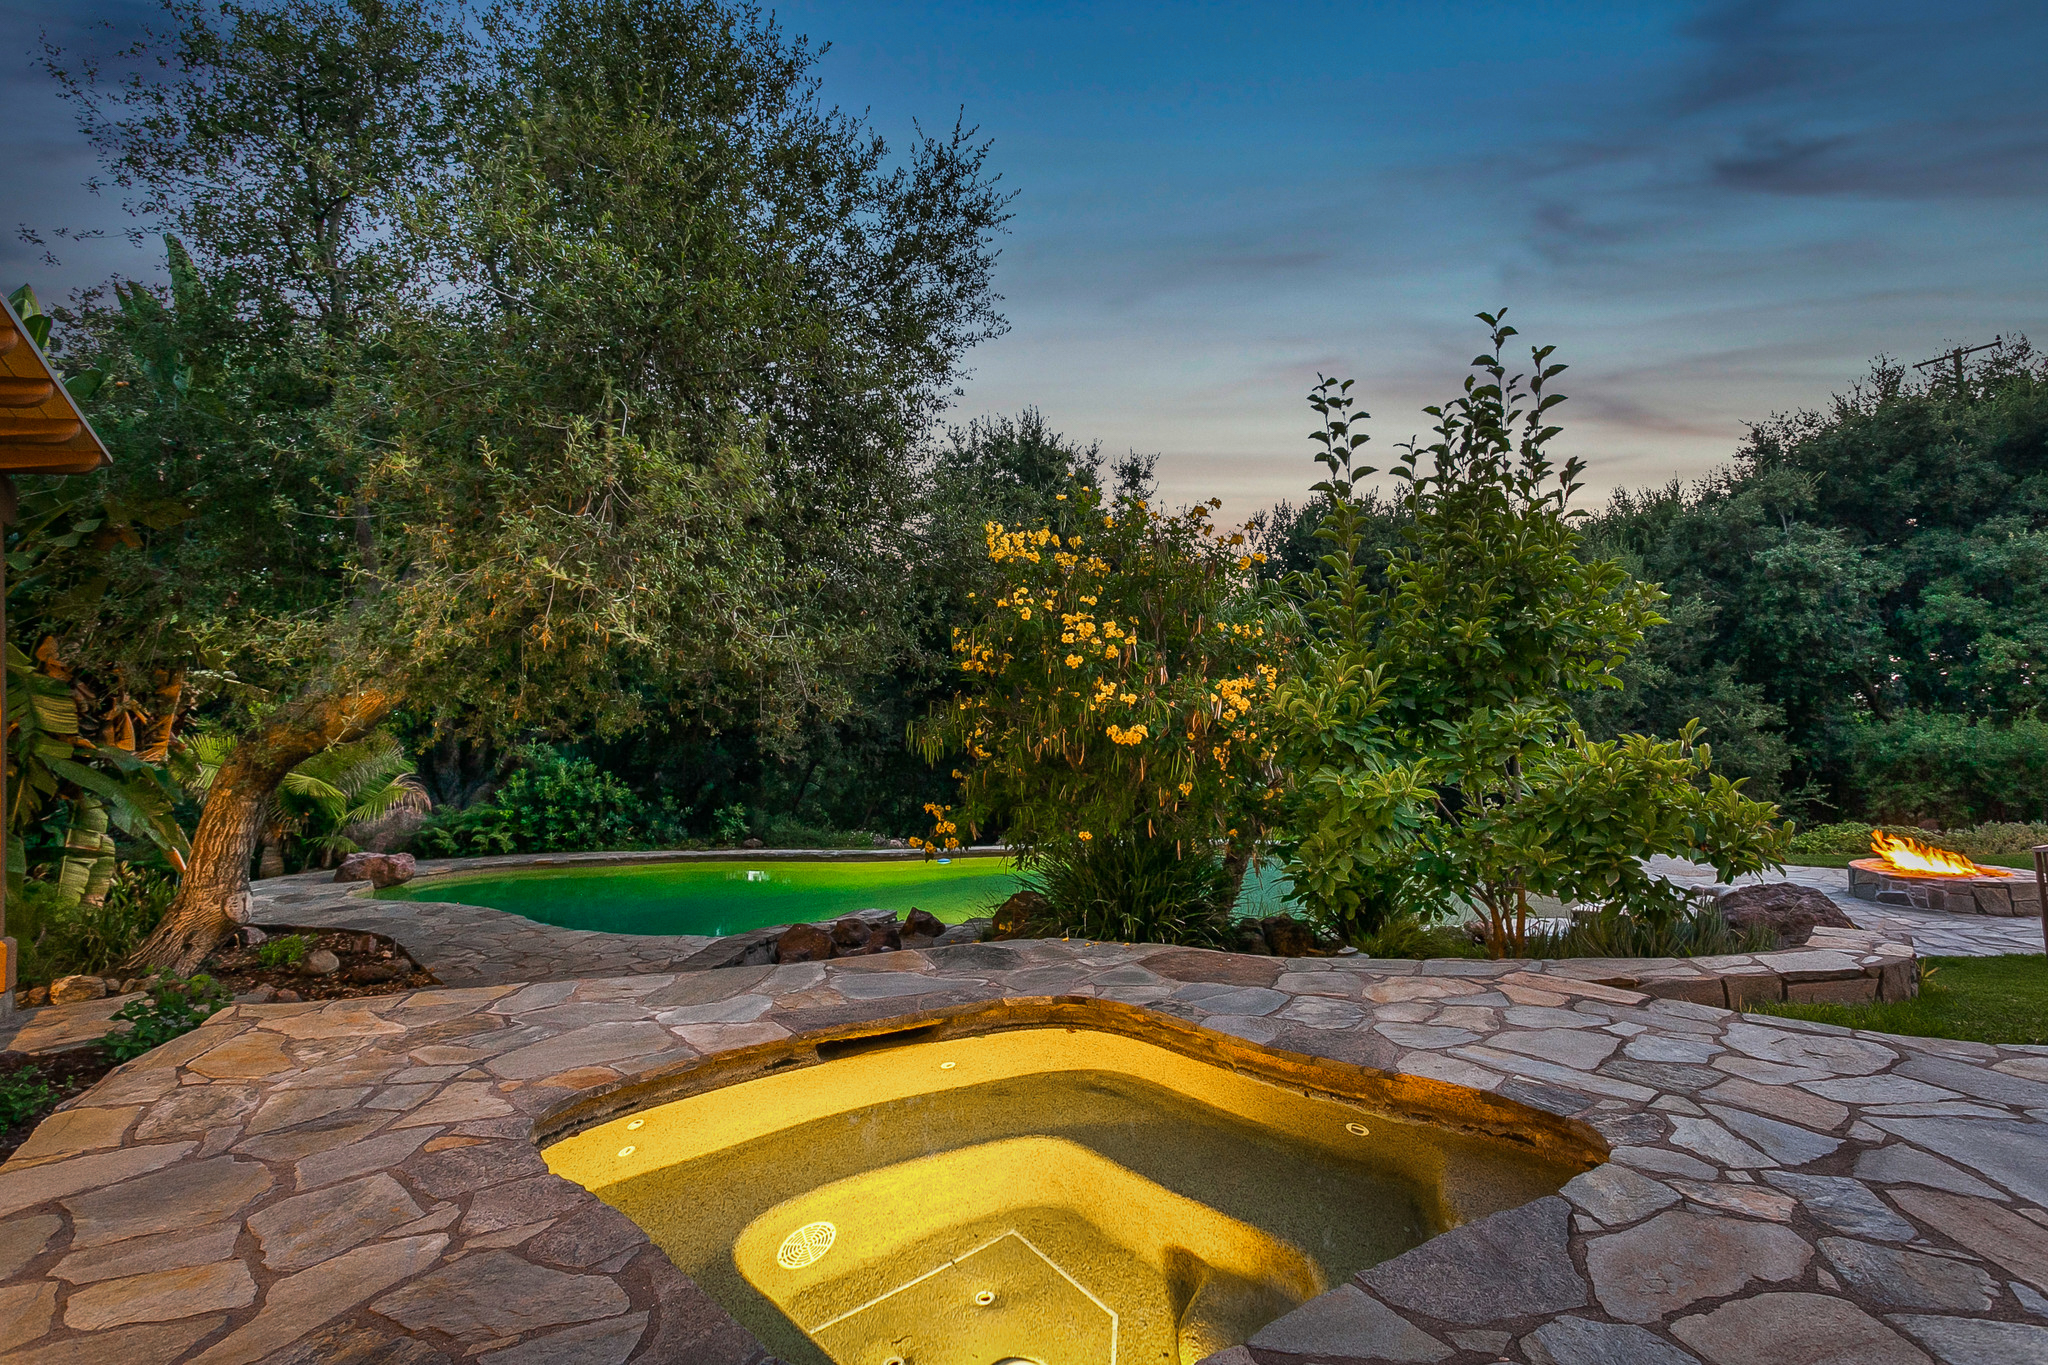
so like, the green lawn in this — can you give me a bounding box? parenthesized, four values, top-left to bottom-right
(1755, 954, 2048, 1045)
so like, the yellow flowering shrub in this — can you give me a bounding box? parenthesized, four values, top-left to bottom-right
(915, 483, 1286, 941)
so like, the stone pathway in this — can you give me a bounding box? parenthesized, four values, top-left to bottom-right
(1651, 857, 2047, 958)
(3, 937, 2046, 1364)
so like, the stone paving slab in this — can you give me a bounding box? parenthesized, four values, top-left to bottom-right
(3, 938, 2046, 1364)
(1650, 857, 2047, 958)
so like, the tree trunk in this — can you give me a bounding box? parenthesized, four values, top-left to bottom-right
(127, 687, 394, 976)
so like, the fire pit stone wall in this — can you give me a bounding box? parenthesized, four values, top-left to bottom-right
(1848, 857, 2042, 917)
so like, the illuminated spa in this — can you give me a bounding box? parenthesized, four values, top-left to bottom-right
(544, 1011, 1598, 1365)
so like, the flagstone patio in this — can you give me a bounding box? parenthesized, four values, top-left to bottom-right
(4, 932, 2047, 1365)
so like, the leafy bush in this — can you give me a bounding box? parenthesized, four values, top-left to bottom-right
(1787, 819, 2048, 861)
(712, 803, 751, 845)
(916, 475, 1282, 943)
(12, 865, 176, 985)
(1786, 821, 1885, 855)
(1844, 712, 2048, 825)
(410, 751, 690, 856)
(1271, 319, 1790, 956)
(103, 972, 232, 1061)
(1, 1067, 59, 1134)
(1026, 833, 1238, 945)
(255, 934, 310, 969)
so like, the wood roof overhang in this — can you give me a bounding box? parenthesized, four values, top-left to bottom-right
(0, 295, 112, 475)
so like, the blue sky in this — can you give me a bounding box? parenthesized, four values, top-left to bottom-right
(6, 1, 2044, 517)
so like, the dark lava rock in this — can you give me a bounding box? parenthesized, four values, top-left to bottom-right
(1259, 914, 1318, 957)
(991, 889, 1050, 940)
(1231, 924, 1274, 955)
(774, 923, 836, 963)
(830, 917, 873, 948)
(1717, 882, 1855, 947)
(861, 922, 903, 954)
(345, 961, 406, 984)
(333, 851, 417, 887)
(904, 908, 946, 939)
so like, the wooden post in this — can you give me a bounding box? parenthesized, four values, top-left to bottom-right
(2035, 845, 2048, 960)
(1, 475, 12, 1019)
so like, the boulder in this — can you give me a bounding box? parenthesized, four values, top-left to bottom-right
(991, 890, 1049, 940)
(830, 917, 873, 949)
(741, 837, 765, 849)
(904, 909, 947, 939)
(1231, 924, 1274, 956)
(334, 852, 417, 888)
(774, 923, 837, 963)
(49, 974, 109, 1004)
(862, 921, 902, 954)
(345, 961, 405, 983)
(1259, 915, 1318, 957)
(300, 949, 342, 977)
(934, 919, 990, 946)
(1717, 882, 1856, 948)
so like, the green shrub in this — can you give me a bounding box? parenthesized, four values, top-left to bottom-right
(1787, 819, 2048, 862)
(712, 803, 751, 845)
(255, 934, 310, 970)
(410, 751, 691, 856)
(1025, 836, 1238, 946)
(1526, 905, 1776, 959)
(103, 973, 233, 1062)
(12, 865, 176, 985)
(0, 1067, 59, 1134)
(1786, 821, 1885, 856)
(1844, 712, 2048, 825)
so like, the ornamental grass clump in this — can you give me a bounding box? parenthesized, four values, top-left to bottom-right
(916, 481, 1284, 943)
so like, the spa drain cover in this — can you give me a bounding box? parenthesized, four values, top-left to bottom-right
(778, 1221, 838, 1269)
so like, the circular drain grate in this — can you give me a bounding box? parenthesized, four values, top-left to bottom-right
(777, 1221, 838, 1269)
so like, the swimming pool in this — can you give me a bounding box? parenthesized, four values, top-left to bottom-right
(374, 855, 1299, 938)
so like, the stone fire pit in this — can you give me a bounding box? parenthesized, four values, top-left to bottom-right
(1848, 857, 2041, 918)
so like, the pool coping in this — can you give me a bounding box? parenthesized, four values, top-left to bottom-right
(4, 936, 2047, 1363)
(249, 851, 1021, 990)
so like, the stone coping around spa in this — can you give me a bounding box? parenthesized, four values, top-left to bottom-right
(6, 937, 2048, 1365)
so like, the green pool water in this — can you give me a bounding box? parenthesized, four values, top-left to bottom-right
(374, 855, 1298, 938)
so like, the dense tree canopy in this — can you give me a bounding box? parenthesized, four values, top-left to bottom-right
(19, 0, 1012, 967)
(1578, 340, 2048, 822)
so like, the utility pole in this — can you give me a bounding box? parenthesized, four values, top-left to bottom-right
(1912, 340, 2000, 389)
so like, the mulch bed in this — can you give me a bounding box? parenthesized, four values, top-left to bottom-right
(0, 1045, 118, 1162)
(200, 924, 438, 1002)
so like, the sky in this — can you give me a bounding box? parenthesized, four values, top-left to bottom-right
(5, 0, 2045, 519)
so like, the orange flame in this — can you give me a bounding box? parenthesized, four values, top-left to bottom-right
(1871, 830, 2005, 878)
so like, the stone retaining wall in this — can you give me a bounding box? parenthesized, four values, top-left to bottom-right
(1448, 925, 1917, 1011)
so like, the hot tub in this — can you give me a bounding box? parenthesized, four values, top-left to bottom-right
(544, 1015, 1595, 1365)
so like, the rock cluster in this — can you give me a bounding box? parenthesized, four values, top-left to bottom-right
(770, 908, 968, 963)
(332, 853, 417, 888)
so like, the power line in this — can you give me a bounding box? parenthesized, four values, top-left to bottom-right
(1912, 340, 2000, 387)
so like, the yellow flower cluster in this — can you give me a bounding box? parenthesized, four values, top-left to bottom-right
(911, 802, 962, 851)
(1105, 723, 1150, 746)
